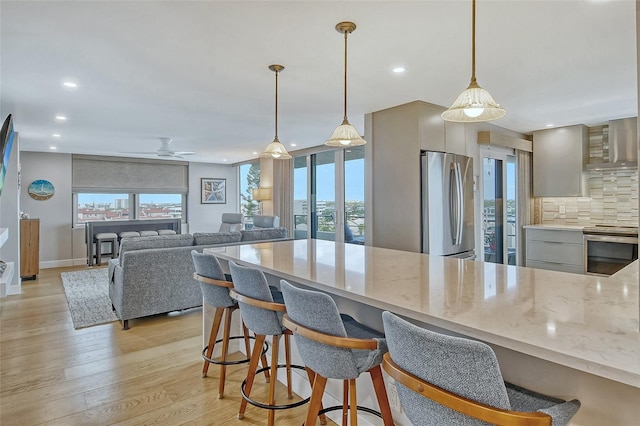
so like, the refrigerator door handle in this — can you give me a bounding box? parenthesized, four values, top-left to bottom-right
(455, 162, 464, 245)
(449, 162, 464, 246)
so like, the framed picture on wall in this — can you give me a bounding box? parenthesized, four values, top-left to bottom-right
(201, 178, 226, 204)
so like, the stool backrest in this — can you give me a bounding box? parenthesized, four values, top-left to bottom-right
(280, 280, 359, 379)
(228, 261, 284, 336)
(381, 311, 511, 425)
(191, 251, 234, 308)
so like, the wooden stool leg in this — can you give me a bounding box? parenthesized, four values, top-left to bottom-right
(202, 308, 224, 378)
(242, 321, 251, 357)
(267, 335, 280, 426)
(342, 380, 349, 426)
(349, 378, 358, 426)
(238, 334, 266, 420)
(284, 333, 293, 399)
(305, 368, 327, 425)
(369, 366, 395, 425)
(304, 374, 328, 426)
(217, 307, 233, 399)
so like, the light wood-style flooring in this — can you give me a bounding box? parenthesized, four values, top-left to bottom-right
(0, 266, 331, 425)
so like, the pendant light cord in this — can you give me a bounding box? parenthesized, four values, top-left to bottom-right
(343, 29, 349, 123)
(471, 0, 477, 85)
(274, 68, 279, 140)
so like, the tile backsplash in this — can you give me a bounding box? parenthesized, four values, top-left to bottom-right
(535, 124, 639, 227)
(535, 169, 638, 226)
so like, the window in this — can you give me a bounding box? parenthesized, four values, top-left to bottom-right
(239, 162, 260, 227)
(293, 147, 365, 244)
(76, 193, 130, 223)
(139, 194, 183, 220)
(75, 193, 185, 224)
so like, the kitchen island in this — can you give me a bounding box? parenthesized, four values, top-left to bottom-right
(205, 239, 639, 425)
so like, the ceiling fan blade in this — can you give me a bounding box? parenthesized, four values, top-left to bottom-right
(118, 151, 158, 154)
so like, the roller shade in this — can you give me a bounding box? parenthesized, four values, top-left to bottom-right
(72, 155, 189, 194)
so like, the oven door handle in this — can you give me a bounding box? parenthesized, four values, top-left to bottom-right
(583, 234, 639, 244)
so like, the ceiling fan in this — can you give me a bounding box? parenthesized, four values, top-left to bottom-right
(123, 138, 196, 159)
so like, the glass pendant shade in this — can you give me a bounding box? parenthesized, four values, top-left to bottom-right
(261, 138, 292, 159)
(441, 80, 506, 122)
(442, 0, 505, 123)
(326, 119, 366, 147)
(326, 21, 366, 148)
(261, 64, 291, 160)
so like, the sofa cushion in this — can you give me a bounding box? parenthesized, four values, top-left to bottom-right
(120, 234, 195, 253)
(241, 227, 288, 242)
(193, 231, 242, 246)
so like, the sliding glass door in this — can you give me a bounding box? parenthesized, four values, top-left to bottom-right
(293, 147, 365, 244)
(481, 147, 517, 265)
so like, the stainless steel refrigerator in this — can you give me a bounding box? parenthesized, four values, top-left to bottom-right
(421, 151, 475, 258)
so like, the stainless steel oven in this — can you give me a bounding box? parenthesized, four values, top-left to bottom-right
(583, 226, 638, 276)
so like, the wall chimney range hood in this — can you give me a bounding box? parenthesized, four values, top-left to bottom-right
(586, 117, 638, 170)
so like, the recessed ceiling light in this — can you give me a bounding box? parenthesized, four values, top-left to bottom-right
(63, 81, 78, 88)
(545, 123, 554, 127)
(52, 134, 61, 138)
(222, 159, 228, 162)
(55, 115, 67, 121)
(393, 67, 406, 73)
(290, 143, 297, 147)
(252, 151, 258, 155)
(49, 146, 57, 150)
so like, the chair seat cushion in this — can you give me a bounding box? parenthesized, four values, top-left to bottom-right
(119, 231, 140, 238)
(506, 382, 580, 426)
(96, 232, 117, 240)
(340, 314, 387, 374)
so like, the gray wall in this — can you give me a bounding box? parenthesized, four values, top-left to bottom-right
(187, 161, 239, 233)
(20, 152, 73, 267)
(18, 152, 240, 267)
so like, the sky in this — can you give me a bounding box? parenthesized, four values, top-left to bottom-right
(241, 159, 364, 202)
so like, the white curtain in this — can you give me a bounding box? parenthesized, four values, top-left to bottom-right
(273, 159, 293, 233)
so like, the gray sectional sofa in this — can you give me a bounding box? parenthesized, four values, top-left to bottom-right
(108, 228, 288, 329)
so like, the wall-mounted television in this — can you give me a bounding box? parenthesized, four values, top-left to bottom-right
(0, 114, 15, 196)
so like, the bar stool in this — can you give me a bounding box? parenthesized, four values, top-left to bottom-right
(381, 311, 581, 425)
(94, 232, 118, 265)
(191, 251, 267, 399)
(280, 280, 394, 426)
(228, 261, 323, 426)
(139, 230, 159, 237)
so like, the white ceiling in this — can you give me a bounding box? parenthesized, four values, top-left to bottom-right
(1, 0, 637, 164)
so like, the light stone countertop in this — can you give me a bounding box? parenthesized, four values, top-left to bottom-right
(523, 224, 586, 231)
(206, 239, 639, 388)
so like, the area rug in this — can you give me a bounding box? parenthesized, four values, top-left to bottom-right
(61, 268, 119, 329)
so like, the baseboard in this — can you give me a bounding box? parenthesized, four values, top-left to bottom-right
(40, 258, 88, 269)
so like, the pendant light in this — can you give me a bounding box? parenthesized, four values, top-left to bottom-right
(441, 0, 506, 123)
(261, 64, 292, 159)
(325, 21, 366, 147)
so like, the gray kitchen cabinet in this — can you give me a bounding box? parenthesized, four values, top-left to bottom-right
(525, 228, 584, 274)
(533, 125, 589, 197)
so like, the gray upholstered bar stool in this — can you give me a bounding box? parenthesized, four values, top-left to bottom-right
(139, 230, 159, 237)
(191, 251, 263, 399)
(94, 232, 118, 265)
(228, 261, 321, 426)
(381, 311, 581, 426)
(280, 280, 393, 426)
